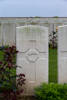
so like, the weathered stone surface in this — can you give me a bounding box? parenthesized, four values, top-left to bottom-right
(18, 96, 37, 100)
(58, 25, 67, 83)
(0, 17, 67, 24)
(0, 17, 65, 46)
(0, 24, 2, 46)
(1, 23, 16, 46)
(16, 25, 48, 95)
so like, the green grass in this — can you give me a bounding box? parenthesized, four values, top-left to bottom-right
(49, 48, 58, 83)
(0, 50, 4, 61)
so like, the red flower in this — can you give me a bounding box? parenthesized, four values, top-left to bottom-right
(12, 45, 16, 49)
(8, 63, 12, 68)
(16, 51, 19, 53)
(16, 89, 23, 95)
(0, 61, 3, 65)
(19, 73, 25, 77)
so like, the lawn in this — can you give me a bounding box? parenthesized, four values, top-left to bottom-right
(0, 50, 4, 61)
(0, 48, 57, 83)
(49, 48, 58, 83)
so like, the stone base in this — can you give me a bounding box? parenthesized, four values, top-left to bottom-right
(18, 96, 37, 100)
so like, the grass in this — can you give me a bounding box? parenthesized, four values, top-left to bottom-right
(0, 50, 4, 61)
(49, 48, 58, 83)
(0, 48, 57, 83)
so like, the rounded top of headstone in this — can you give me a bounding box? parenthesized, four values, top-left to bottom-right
(16, 25, 48, 29)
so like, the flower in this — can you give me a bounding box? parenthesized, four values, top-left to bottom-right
(8, 63, 12, 68)
(0, 61, 3, 65)
(19, 73, 25, 77)
(16, 51, 19, 53)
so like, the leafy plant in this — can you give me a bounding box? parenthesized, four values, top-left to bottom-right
(0, 46, 25, 100)
(35, 83, 67, 100)
(49, 31, 57, 49)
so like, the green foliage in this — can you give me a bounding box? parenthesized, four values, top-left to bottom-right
(53, 16, 59, 18)
(0, 46, 25, 100)
(35, 83, 67, 100)
(34, 16, 40, 18)
(0, 46, 16, 92)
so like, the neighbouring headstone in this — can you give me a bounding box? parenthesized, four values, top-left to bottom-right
(58, 25, 67, 83)
(0, 24, 2, 46)
(16, 25, 48, 95)
(1, 23, 16, 46)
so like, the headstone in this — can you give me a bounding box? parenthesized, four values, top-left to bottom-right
(16, 25, 48, 95)
(0, 24, 2, 46)
(1, 23, 16, 46)
(49, 23, 54, 34)
(58, 25, 67, 83)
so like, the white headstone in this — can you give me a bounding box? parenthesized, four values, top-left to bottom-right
(0, 24, 2, 46)
(1, 23, 16, 46)
(16, 25, 48, 95)
(58, 25, 67, 83)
